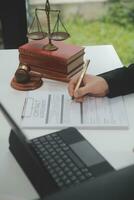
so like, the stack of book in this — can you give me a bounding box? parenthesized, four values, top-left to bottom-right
(18, 39, 85, 82)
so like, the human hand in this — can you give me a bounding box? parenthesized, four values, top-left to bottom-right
(68, 73, 109, 102)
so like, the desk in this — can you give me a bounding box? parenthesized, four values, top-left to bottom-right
(0, 45, 134, 199)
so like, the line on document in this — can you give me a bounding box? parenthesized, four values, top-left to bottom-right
(80, 102, 83, 124)
(109, 98, 114, 124)
(45, 94, 51, 124)
(21, 97, 34, 119)
(60, 94, 64, 124)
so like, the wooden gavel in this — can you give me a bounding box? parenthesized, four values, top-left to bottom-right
(15, 64, 42, 84)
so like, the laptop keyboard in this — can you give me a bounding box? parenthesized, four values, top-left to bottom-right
(31, 133, 94, 188)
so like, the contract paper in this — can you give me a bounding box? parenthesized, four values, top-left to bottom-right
(21, 91, 128, 129)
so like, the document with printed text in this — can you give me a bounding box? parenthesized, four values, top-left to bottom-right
(21, 91, 128, 129)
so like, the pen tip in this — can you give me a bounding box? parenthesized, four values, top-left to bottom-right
(71, 96, 74, 100)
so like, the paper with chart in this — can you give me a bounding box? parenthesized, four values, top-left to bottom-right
(21, 91, 128, 129)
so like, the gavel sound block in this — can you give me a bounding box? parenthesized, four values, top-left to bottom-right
(11, 64, 43, 91)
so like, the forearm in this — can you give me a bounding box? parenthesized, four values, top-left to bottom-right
(98, 63, 134, 97)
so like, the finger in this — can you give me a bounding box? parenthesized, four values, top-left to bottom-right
(74, 84, 91, 98)
(74, 96, 85, 103)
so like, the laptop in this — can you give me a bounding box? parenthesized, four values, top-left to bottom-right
(0, 102, 114, 198)
(44, 162, 134, 200)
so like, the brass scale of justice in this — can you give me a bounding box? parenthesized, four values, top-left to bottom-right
(28, 0, 70, 50)
(13, 0, 71, 90)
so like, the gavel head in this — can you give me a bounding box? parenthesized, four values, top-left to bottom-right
(15, 64, 31, 83)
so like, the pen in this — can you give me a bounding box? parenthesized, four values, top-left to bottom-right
(72, 59, 90, 100)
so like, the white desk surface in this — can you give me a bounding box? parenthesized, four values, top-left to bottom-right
(0, 45, 134, 199)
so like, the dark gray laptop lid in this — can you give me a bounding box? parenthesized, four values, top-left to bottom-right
(0, 102, 29, 146)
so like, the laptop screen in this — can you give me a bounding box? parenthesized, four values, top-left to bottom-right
(0, 102, 29, 147)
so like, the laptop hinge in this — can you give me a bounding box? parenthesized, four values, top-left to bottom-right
(9, 130, 59, 198)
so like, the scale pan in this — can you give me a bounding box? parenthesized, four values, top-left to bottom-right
(27, 32, 47, 40)
(50, 32, 70, 41)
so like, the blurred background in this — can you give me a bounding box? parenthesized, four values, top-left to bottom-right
(0, 0, 134, 65)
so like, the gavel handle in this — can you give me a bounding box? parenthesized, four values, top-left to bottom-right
(30, 70, 58, 79)
(29, 71, 42, 78)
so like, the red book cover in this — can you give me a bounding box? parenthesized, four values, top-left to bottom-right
(19, 39, 85, 65)
(19, 53, 84, 74)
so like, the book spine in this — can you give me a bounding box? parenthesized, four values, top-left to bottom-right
(19, 48, 68, 65)
(29, 64, 70, 82)
(19, 54, 68, 73)
(19, 47, 84, 65)
(19, 54, 84, 74)
(27, 63, 83, 82)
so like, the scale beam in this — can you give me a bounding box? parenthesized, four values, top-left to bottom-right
(27, 0, 70, 51)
